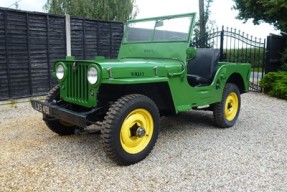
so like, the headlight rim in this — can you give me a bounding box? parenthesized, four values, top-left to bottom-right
(55, 62, 67, 81)
(87, 65, 99, 85)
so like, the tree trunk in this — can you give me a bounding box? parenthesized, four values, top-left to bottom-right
(199, 0, 205, 39)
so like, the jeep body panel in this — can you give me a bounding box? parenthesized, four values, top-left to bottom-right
(54, 56, 250, 113)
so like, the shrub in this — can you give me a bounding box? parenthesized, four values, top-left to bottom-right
(280, 63, 287, 71)
(260, 71, 287, 100)
(280, 48, 287, 71)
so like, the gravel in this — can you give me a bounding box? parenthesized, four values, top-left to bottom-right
(0, 92, 286, 192)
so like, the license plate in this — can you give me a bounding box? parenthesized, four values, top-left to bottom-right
(33, 102, 51, 116)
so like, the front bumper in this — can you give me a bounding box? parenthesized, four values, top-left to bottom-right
(31, 100, 104, 128)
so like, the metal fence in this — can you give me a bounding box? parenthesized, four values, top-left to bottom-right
(193, 26, 266, 92)
(0, 8, 123, 101)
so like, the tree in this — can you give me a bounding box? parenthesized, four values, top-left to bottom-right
(199, 0, 205, 38)
(233, 0, 287, 32)
(197, 0, 213, 36)
(43, 0, 138, 22)
(193, 0, 214, 47)
(15, 2, 19, 9)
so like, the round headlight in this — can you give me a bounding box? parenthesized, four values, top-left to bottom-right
(56, 64, 64, 80)
(87, 67, 98, 84)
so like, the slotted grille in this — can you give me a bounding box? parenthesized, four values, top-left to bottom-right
(66, 63, 89, 104)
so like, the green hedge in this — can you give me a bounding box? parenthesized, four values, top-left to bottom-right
(260, 71, 287, 100)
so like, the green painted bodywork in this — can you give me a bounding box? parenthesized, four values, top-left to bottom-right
(53, 13, 251, 113)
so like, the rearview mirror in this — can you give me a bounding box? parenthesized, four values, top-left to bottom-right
(155, 20, 164, 27)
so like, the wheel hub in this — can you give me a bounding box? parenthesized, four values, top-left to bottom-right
(228, 103, 232, 111)
(225, 92, 239, 121)
(136, 127, 146, 138)
(120, 108, 154, 154)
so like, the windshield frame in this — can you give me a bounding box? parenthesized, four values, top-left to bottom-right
(123, 13, 196, 44)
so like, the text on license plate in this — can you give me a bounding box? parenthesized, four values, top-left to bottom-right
(34, 103, 50, 115)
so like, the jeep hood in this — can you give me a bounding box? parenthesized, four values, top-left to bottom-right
(96, 58, 185, 79)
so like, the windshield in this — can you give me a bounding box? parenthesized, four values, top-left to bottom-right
(125, 15, 192, 43)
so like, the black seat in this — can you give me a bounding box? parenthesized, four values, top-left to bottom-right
(187, 48, 220, 86)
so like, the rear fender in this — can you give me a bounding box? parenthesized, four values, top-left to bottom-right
(214, 63, 251, 94)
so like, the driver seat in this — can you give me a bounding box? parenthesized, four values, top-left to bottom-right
(187, 48, 220, 86)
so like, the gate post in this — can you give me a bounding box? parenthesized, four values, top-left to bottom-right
(219, 26, 224, 61)
(265, 35, 286, 73)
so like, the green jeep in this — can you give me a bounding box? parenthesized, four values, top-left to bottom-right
(31, 13, 251, 165)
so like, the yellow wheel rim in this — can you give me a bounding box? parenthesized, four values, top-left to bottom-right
(225, 92, 239, 121)
(120, 108, 154, 154)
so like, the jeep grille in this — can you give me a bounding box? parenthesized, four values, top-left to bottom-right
(66, 63, 89, 104)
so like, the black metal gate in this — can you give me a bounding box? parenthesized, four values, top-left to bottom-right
(193, 26, 266, 92)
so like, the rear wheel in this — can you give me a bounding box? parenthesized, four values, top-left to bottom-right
(101, 94, 159, 165)
(43, 86, 76, 135)
(213, 83, 241, 128)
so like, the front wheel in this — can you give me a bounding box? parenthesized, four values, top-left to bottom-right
(101, 94, 160, 165)
(213, 83, 241, 128)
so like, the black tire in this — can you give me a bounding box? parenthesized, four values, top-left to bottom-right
(101, 94, 160, 165)
(43, 86, 76, 135)
(213, 83, 241, 128)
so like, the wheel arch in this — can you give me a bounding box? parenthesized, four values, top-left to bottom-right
(226, 73, 247, 93)
(98, 82, 176, 116)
